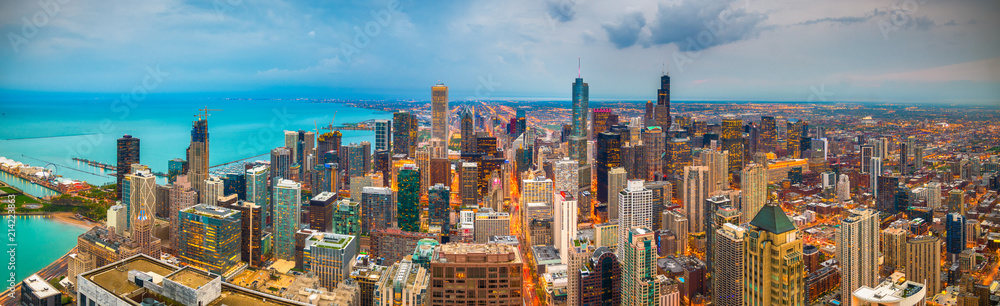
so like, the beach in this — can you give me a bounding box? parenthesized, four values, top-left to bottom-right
(49, 211, 97, 230)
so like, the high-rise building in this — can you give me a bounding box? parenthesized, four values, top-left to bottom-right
(428, 184, 450, 234)
(705, 196, 739, 276)
(397, 165, 420, 232)
(227, 200, 265, 267)
(460, 106, 476, 154)
(331, 198, 360, 236)
(621, 227, 659, 306)
(744, 204, 804, 305)
(655, 73, 671, 129)
(522, 176, 554, 206)
(703, 149, 729, 194)
(555, 158, 580, 198)
(905, 236, 941, 295)
(836, 208, 879, 306)
(666, 137, 693, 177)
(270, 146, 292, 181)
(721, 118, 744, 172)
(946, 213, 966, 256)
(683, 166, 709, 234)
(431, 84, 449, 140)
(428, 243, 523, 305)
(608, 167, 628, 221)
(837, 174, 851, 203)
(555, 191, 578, 264)
(713, 223, 745, 306)
(392, 111, 417, 156)
(203, 175, 224, 206)
(308, 191, 336, 232)
(860, 145, 874, 174)
(642, 127, 664, 180)
(572, 73, 590, 138)
(116, 135, 140, 200)
(459, 162, 478, 207)
(948, 189, 965, 214)
(787, 119, 805, 159)
(580, 246, 621, 306)
(473, 210, 510, 243)
(596, 132, 622, 202)
(591, 108, 614, 140)
(187, 118, 210, 201)
(741, 163, 767, 223)
(302, 232, 358, 289)
(617, 180, 653, 252)
(876, 175, 898, 215)
(273, 179, 301, 261)
(759, 116, 777, 154)
(177, 204, 242, 275)
(927, 182, 942, 209)
(374, 119, 391, 152)
(881, 227, 907, 273)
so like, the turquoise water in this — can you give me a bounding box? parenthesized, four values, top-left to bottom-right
(0, 216, 88, 284)
(0, 98, 392, 186)
(0, 171, 59, 198)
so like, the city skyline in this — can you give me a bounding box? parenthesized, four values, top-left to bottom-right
(1, 0, 998, 104)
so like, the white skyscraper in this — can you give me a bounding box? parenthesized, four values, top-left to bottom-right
(927, 181, 942, 209)
(555, 158, 579, 197)
(203, 175, 224, 206)
(870, 157, 882, 194)
(554, 191, 578, 265)
(617, 180, 653, 252)
(836, 208, 880, 306)
(714, 223, 745, 306)
(683, 166, 710, 234)
(702, 149, 729, 194)
(741, 163, 767, 224)
(837, 174, 851, 203)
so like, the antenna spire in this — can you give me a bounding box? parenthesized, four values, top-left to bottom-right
(578, 57, 581, 78)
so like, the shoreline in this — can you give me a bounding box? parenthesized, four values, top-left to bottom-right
(48, 212, 97, 230)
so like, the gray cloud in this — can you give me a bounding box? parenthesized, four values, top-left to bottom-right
(913, 15, 935, 31)
(545, 0, 576, 23)
(647, 0, 768, 52)
(797, 9, 887, 26)
(601, 11, 647, 49)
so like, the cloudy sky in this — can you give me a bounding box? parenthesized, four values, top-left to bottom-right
(1, 0, 998, 103)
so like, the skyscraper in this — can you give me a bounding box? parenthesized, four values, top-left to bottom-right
(460, 162, 478, 207)
(460, 106, 476, 153)
(836, 208, 879, 306)
(392, 111, 416, 156)
(187, 118, 210, 200)
(617, 180, 653, 251)
(744, 204, 804, 305)
(361, 186, 393, 235)
(683, 166, 710, 234)
(331, 198, 360, 236)
(431, 84, 449, 140)
(302, 232, 358, 289)
(397, 165, 420, 232)
(428, 244, 523, 305)
(713, 223, 745, 306)
(787, 119, 805, 159)
(116, 135, 140, 200)
(837, 174, 851, 203)
(580, 247, 621, 306)
(722, 118, 744, 172)
(177, 204, 242, 275)
(741, 163, 767, 223)
(228, 200, 265, 267)
(876, 175, 898, 215)
(948, 189, 965, 214)
(702, 149, 729, 194)
(642, 127, 664, 181)
(759, 116, 777, 154)
(655, 72, 671, 129)
(608, 167, 628, 221)
(270, 147, 292, 181)
(905, 236, 941, 295)
(555, 191, 578, 264)
(621, 227, 659, 306)
(374, 119, 391, 152)
(946, 213, 966, 257)
(555, 158, 580, 198)
(428, 184, 450, 234)
(572, 71, 589, 138)
(203, 176, 224, 206)
(591, 108, 614, 140)
(522, 176, 554, 206)
(927, 181, 942, 209)
(273, 179, 301, 261)
(596, 132, 622, 203)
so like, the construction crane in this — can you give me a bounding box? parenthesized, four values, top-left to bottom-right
(195, 106, 223, 120)
(319, 111, 339, 134)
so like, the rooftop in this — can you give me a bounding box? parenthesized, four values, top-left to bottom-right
(750, 204, 797, 234)
(166, 267, 215, 289)
(23, 274, 59, 299)
(85, 255, 177, 296)
(182, 204, 239, 219)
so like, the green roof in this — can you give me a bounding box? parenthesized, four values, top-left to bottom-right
(750, 204, 796, 234)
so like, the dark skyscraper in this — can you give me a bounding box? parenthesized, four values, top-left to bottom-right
(392, 111, 416, 156)
(945, 213, 966, 256)
(396, 165, 420, 232)
(876, 176, 899, 214)
(655, 72, 671, 129)
(460, 106, 476, 154)
(759, 116, 777, 154)
(596, 132, 622, 203)
(722, 118, 744, 173)
(787, 119, 805, 158)
(116, 135, 140, 200)
(187, 118, 210, 199)
(579, 247, 621, 306)
(572, 68, 589, 138)
(591, 108, 614, 140)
